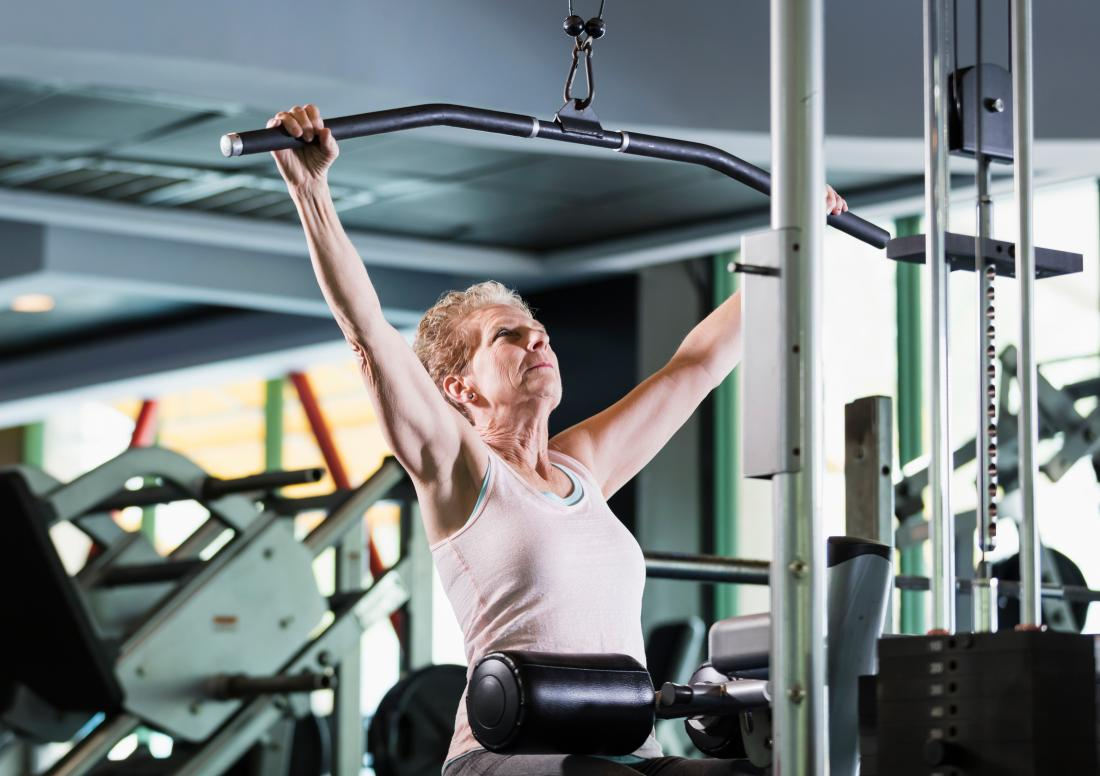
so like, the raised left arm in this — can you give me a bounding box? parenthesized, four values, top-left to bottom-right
(552, 290, 741, 498)
(552, 187, 846, 496)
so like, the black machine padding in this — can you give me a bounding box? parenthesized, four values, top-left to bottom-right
(467, 651, 655, 756)
(0, 472, 123, 712)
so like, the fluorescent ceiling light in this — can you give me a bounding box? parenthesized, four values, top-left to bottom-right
(11, 293, 55, 313)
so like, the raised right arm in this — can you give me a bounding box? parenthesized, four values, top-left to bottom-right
(274, 105, 484, 540)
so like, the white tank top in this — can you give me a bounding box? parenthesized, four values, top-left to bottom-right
(430, 446, 662, 764)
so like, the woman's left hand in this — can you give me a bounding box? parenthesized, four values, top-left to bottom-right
(826, 185, 848, 215)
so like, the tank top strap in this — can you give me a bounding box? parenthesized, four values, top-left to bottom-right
(547, 447, 601, 494)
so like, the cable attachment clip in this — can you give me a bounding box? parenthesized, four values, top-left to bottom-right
(563, 38, 596, 110)
(556, 0, 607, 135)
(556, 38, 604, 135)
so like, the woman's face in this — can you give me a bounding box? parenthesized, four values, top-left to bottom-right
(461, 304, 561, 413)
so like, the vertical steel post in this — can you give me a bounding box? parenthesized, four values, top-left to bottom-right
(924, 0, 955, 633)
(895, 214, 926, 634)
(22, 421, 44, 468)
(333, 511, 365, 775)
(771, 0, 825, 771)
(264, 377, 285, 471)
(1011, 0, 1041, 627)
(714, 251, 741, 620)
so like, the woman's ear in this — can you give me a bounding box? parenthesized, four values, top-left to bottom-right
(442, 375, 475, 406)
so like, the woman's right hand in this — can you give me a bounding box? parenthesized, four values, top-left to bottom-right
(268, 104, 339, 190)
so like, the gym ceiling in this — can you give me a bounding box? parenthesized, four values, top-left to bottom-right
(1, 0, 1097, 424)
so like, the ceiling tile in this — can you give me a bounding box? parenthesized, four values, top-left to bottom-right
(0, 94, 200, 156)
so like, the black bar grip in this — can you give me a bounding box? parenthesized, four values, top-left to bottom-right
(90, 468, 323, 512)
(99, 559, 204, 588)
(201, 467, 324, 499)
(221, 103, 890, 249)
(827, 210, 891, 249)
(207, 671, 335, 700)
(220, 104, 540, 157)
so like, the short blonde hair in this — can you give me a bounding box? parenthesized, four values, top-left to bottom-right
(413, 280, 534, 420)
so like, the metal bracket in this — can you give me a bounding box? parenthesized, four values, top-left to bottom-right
(554, 99, 604, 136)
(741, 227, 801, 479)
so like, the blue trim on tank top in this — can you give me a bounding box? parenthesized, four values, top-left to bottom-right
(467, 455, 584, 521)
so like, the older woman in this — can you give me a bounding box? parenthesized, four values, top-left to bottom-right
(271, 104, 847, 776)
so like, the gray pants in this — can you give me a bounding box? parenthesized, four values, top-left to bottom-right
(442, 751, 763, 775)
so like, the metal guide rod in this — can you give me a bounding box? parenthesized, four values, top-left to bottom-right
(976, 156, 995, 553)
(644, 551, 769, 585)
(974, 156, 999, 633)
(771, 0, 826, 771)
(971, 0, 999, 636)
(924, 0, 955, 633)
(1011, 0, 1042, 627)
(220, 104, 889, 249)
(648, 548, 1100, 604)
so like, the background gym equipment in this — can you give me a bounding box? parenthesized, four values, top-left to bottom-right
(863, 632, 1098, 775)
(365, 664, 467, 776)
(0, 448, 414, 776)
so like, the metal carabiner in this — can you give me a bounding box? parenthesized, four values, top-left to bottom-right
(563, 39, 595, 111)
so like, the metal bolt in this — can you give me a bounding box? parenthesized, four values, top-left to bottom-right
(263, 547, 275, 560)
(317, 650, 333, 667)
(986, 265, 997, 280)
(189, 702, 202, 715)
(986, 97, 1005, 113)
(135, 666, 146, 678)
(726, 262, 735, 274)
(788, 559, 807, 578)
(788, 685, 806, 704)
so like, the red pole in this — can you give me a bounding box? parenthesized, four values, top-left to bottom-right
(130, 399, 159, 448)
(289, 371, 404, 641)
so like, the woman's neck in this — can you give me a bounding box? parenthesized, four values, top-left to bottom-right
(476, 409, 553, 477)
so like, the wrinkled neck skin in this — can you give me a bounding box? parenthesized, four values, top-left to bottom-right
(472, 398, 556, 481)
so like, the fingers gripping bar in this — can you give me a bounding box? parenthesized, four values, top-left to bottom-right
(221, 103, 890, 249)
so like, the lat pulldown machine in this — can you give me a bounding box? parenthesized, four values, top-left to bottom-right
(217, 1, 1093, 773)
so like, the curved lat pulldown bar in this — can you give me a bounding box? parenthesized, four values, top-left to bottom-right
(220, 103, 890, 249)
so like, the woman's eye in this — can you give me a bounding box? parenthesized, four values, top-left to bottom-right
(494, 328, 510, 340)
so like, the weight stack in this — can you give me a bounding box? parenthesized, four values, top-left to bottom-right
(868, 630, 1096, 776)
